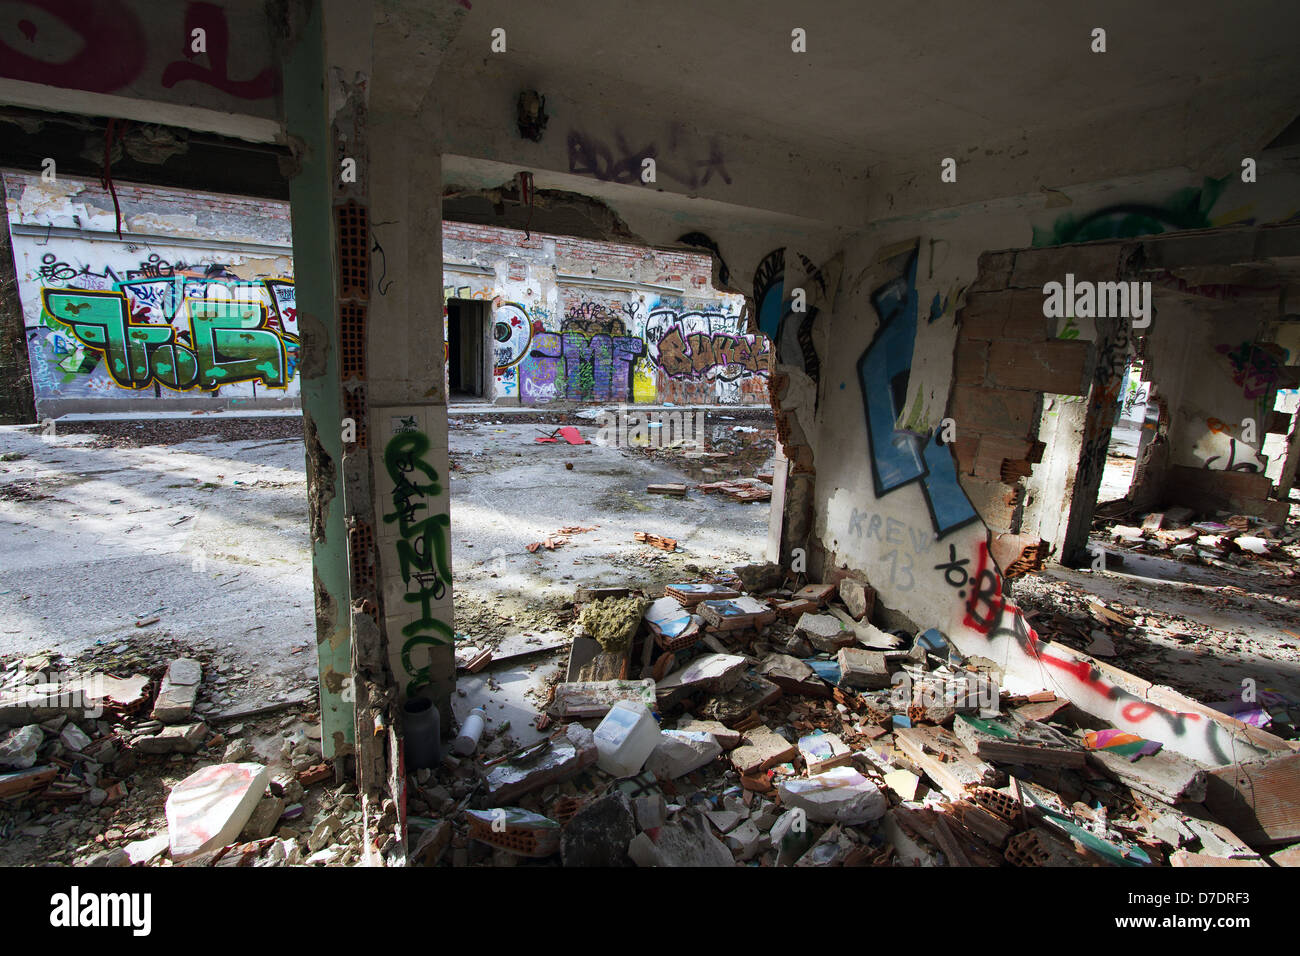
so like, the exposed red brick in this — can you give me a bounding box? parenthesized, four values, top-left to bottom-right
(958, 294, 1009, 341)
(969, 250, 1015, 293)
(948, 385, 1039, 438)
(986, 340, 1090, 394)
(954, 341, 989, 385)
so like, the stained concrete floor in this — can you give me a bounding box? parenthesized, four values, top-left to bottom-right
(0, 408, 776, 719)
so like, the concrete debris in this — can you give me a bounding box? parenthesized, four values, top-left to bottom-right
(548, 679, 657, 720)
(795, 612, 855, 652)
(733, 562, 784, 593)
(836, 647, 890, 690)
(0, 725, 43, 769)
(647, 811, 734, 867)
(655, 653, 748, 700)
(134, 721, 207, 755)
(485, 724, 598, 806)
(166, 762, 271, 862)
(59, 722, 92, 753)
(561, 791, 637, 867)
(676, 716, 741, 750)
(240, 795, 286, 842)
(779, 767, 888, 825)
(152, 658, 202, 724)
(730, 725, 798, 774)
(838, 578, 875, 621)
(645, 729, 722, 779)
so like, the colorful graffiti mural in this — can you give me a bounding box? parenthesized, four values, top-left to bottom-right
(24, 255, 297, 399)
(471, 292, 769, 405)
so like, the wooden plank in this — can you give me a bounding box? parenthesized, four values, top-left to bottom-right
(1203, 753, 1300, 847)
(0, 766, 58, 798)
(952, 714, 1086, 768)
(895, 726, 1003, 799)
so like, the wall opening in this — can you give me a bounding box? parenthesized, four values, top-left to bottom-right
(447, 298, 490, 401)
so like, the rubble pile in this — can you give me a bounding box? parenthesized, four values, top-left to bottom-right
(0, 646, 363, 867)
(1095, 505, 1300, 575)
(403, 564, 1300, 868)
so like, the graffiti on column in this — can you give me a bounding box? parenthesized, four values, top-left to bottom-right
(382, 426, 454, 696)
(754, 247, 822, 383)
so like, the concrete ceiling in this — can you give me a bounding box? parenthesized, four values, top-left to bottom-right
(428, 0, 1300, 224)
(437, 0, 1297, 160)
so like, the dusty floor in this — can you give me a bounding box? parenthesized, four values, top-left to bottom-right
(3, 407, 1297, 866)
(0, 406, 776, 865)
(0, 407, 776, 711)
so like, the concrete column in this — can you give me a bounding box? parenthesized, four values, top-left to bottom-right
(365, 119, 455, 725)
(281, 0, 355, 763)
(1059, 313, 1129, 566)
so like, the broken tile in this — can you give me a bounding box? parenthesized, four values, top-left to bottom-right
(152, 658, 202, 724)
(730, 725, 798, 774)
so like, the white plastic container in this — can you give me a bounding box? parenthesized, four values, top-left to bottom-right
(453, 707, 487, 756)
(593, 700, 660, 777)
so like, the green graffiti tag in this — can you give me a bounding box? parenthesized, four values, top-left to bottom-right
(42, 288, 290, 391)
(382, 430, 453, 694)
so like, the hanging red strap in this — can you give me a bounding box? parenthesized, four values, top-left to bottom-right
(101, 118, 127, 239)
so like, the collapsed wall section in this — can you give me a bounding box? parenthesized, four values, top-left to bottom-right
(805, 166, 1300, 766)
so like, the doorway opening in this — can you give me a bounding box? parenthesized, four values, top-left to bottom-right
(447, 298, 491, 402)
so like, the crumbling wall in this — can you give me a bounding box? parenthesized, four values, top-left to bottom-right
(3, 172, 296, 416)
(802, 166, 1300, 764)
(0, 175, 35, 423)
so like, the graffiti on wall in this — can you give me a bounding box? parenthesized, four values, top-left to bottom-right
(0, 0, 277, 100)
(1031, 176, 1247, 247)
(832, 238, 1259, 764)
(566, 129, 732, 189)
(754, 247, 822, 383)
(382, 423, 453, 696)
(1194, 418, 1265, 472)
(857, 248, 978, 537)
(1216, 341, 1285, 401)
(481, 296, 768, 405)
(26, 254, 297, 397)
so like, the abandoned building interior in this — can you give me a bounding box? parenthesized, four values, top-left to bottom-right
(0, 0, 1299, 876)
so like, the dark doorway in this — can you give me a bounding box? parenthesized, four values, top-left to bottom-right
(447, 299, 490, 401)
